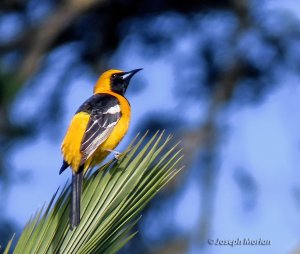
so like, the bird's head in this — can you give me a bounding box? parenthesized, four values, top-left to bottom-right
(94, 68, 142, 95)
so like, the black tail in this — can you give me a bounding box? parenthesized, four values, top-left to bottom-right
(70, 168, 83, 230)
(59, 160, 69, 174)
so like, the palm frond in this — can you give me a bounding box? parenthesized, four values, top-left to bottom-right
(6, 131, 183, 254)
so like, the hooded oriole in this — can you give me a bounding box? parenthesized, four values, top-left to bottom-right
(59, 68, 142, 229)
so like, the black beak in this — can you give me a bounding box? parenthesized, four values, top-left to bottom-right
(120, 68, 143, 82)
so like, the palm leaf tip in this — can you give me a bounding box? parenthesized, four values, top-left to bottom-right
(7, 131, 183, 254)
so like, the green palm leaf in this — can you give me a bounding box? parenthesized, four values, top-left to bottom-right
(4, 131, 183, 254)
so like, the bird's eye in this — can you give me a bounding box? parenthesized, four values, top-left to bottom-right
(112, 74, 117, 79)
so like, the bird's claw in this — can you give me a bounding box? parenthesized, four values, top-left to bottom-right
(113, 151, 122, 160)
(105, 149, 122, 160)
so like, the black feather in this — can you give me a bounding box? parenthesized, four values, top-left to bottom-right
(76, 93, 121, 114)
(59, 160, 69, 174)
(70, 167, 83, 229)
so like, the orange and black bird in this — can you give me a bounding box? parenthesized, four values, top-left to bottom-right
(59, 68, 142, 229)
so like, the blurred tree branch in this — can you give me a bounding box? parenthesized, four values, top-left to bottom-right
(18, 0, 107, 81)
(181, 0, 251, 249)
(148, 239, 189, 254)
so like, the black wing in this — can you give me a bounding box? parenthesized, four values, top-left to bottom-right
(77, 93, 121, 165)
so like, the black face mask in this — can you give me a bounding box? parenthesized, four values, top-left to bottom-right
(110, 69, 142, 95)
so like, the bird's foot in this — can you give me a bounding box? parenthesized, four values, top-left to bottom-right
(105, 149, 122, 160)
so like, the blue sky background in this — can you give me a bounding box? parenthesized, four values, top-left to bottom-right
(2, 0, 300, 253)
